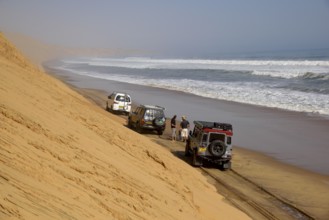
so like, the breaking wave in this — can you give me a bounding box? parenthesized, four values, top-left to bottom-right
(63, 57, 329, 80)
(54, 56, 329, 116)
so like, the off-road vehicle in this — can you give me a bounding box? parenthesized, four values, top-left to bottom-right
(128, 105, 166, 135)
(106, 92, 131, 115)
(185, 121, 233, 170)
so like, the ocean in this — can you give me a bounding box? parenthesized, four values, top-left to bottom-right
(50, 49, 329, 117)
(45, 49, 329, 175)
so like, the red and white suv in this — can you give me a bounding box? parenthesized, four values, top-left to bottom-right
(185, 121, 233, 170)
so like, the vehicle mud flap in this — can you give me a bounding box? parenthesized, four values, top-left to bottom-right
(192, 148, 202, 167)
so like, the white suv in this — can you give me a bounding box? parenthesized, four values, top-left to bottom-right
(106, 92, 132, 115)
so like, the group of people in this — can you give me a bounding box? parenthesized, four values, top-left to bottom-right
(170, 115, 190, 142)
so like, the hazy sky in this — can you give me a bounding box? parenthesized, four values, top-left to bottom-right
(1, 0, 329, 57)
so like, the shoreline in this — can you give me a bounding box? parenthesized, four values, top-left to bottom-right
(49, 72, 329, 219)
(48, 70, 329, 178)
(45, 65, 329, 176)
(43, 60, 329, 121)
(57, 73, 329, 173)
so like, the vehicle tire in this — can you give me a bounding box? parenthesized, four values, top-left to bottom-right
(157, 130, 163, 135)
(136, 122, 143, 134)
(127, 118, 132, 128)
(153, 117, 165, 127)
(208, 140, 227, 157)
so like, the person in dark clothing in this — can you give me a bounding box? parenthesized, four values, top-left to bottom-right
(180, 115, 190, 142)
(171, 115, 177, 141)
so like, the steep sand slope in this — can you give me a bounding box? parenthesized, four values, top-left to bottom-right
(0, 33, 250, 219)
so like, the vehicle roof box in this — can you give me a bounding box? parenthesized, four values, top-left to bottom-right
(194, 121, 233, 131)
(141, 105, 166, 110)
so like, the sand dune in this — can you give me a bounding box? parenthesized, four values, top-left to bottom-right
(0, 33, 250, 219)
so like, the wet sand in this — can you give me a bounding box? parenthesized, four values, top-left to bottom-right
(53, 79, 329, 219)
(46, 66, 329, 176)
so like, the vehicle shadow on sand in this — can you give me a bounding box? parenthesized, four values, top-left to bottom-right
(154, 136, 222, 170)
(171, 149, 221, 169)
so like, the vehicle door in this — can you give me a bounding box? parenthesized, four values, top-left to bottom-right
(190, 127, 200, 150)
(115, 94, 126, 110)
(130, 107, 141, 124)
(124, 95, 131, 111)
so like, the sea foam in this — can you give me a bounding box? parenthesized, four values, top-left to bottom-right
(56, 57, 329, 116)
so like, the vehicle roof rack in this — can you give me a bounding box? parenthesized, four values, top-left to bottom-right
(141, 104, 166, 110)
(194, 121, 233, 131)
(111, 91, 130, 95)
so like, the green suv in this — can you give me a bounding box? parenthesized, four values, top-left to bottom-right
(128, 105, 166, 135)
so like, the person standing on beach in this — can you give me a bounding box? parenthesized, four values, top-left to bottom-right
(171, 115, 177, 141)
(180, 116, 190, 142)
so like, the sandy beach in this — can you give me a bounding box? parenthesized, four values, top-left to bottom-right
(2, 32, 329, 219)
(45, 62, 329, 176)
(56, 80, 329, 220)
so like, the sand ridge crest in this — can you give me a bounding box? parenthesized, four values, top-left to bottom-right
(0, 32, 38, 72)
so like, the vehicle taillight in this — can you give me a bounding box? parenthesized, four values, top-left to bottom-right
(227, 137, 232, 145)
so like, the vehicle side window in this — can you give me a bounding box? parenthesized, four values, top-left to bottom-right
(139, 108, 145, 116)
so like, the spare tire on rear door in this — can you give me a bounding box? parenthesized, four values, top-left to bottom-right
(153, 117, 165, 127)
(208, 140, 227, 157)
